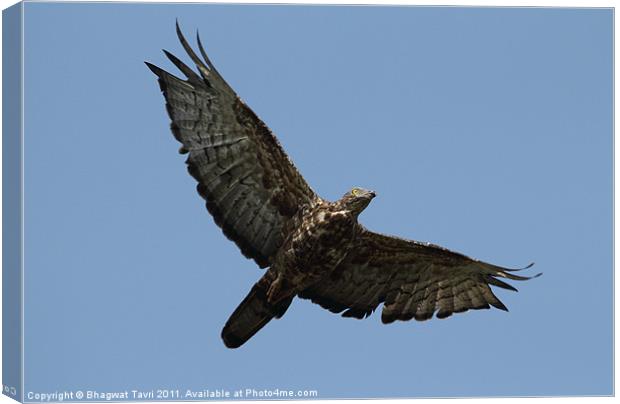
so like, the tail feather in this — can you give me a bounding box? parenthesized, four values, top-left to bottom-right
(221, 284, 293, 348)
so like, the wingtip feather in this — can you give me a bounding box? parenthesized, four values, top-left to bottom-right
(490, 299, 509, 312)
(162, 49, 202, 83)
(144, 61, 163, 76)
(496, 261, 536, 272)
(196, 30, 214, 68)
(174, 22, 213, 80)
(487, 276, 519, 292)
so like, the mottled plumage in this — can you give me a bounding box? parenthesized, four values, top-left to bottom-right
(147, 23, 540, 349)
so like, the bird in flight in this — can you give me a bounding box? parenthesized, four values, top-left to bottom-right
(146, 23, 540, 349)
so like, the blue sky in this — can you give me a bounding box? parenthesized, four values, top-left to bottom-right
(21, 3, 612, 399)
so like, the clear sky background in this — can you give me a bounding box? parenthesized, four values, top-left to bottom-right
(22, 3, 612, 399)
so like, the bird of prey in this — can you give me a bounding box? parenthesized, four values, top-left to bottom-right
(146, 23, 540, 349)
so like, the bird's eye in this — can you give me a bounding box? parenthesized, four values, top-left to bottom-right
(351, 188, 360, 196)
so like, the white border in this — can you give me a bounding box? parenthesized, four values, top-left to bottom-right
(0, 2, 615, 404)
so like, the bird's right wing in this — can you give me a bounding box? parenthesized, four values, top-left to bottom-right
(299, 228, 540, 323)
(146, 24, 318, 268)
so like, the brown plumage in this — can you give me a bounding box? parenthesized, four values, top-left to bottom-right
(147, 23, 540, 349)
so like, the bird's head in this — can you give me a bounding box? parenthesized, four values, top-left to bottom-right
(340, 187, 376, 215)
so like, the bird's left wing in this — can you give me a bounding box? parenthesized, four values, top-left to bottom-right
(146, 24, 318, 268)
(299, 228, 540, 323)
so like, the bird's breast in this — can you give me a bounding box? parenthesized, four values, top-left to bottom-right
(287, 209, 356, 267)
(272, 206, 360, 292)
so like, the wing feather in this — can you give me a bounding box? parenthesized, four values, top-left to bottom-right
(300, 228, 540, 324)
(147, 24, 318, 268)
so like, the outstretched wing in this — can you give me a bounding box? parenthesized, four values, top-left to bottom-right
(299, 228, 540, 323)
(146, 23, 318, 268)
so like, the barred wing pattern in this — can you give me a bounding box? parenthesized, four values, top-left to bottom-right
(300, 229, 540, 323)
(146, 24, 317, 268)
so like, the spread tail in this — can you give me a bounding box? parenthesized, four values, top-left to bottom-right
(221, 283, 293, 348)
